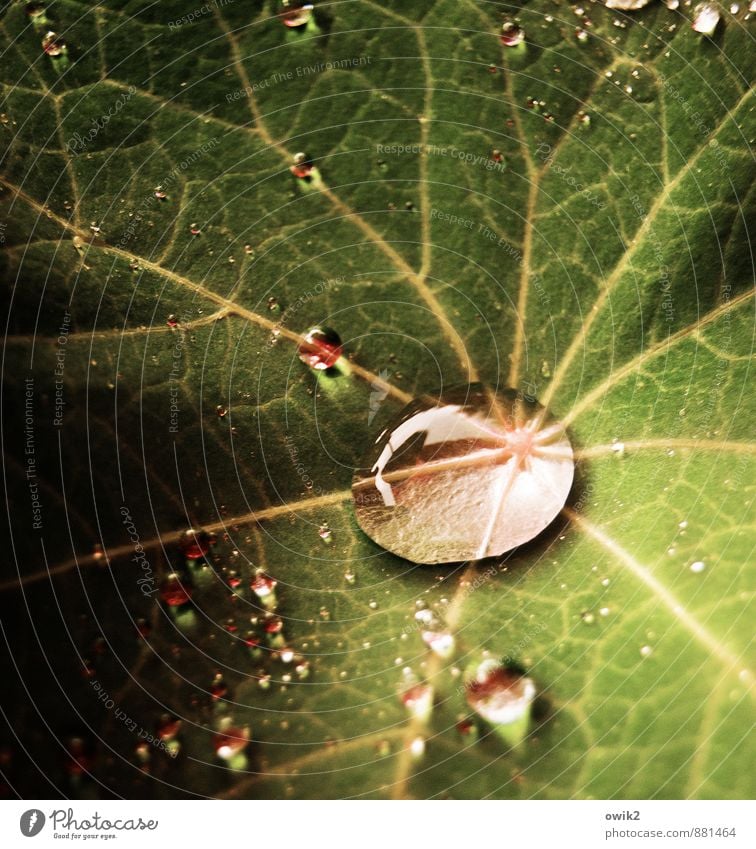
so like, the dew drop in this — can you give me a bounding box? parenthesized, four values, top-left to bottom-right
(415, 608, 455, 658)
(160, 573, 192, 607)
(465, 659, 535, 746)
(216, 404, 227, 418)
(639, 645, 653, 658)
(279, 1, 314, 28)
(154, 186, 167, 200)
(352, 385, 574, 564)
(692, 3, 721, 34)
(500, 21, 525, 47)
(399, 671, 434, 722)
(41, 31, 66, 56)
(178, 528, 213, 560)
(214, 727, 250, 761)
(599, 607, 610, 617)
(166, 314, 179, 328)
(298, 326, 343, 370)
(344, 569, 356, 585)
(409, 736, 426, 759)
(290, 151, 315, 179)
(368, 600, 378, 610)
(581, 611, 595, 625)
(665, 0, 680, 8)
(690, 560, 705, 574)
(575, 27, 589, 43)
(318, 522, 333, 543)
(250, 570, 278, 609)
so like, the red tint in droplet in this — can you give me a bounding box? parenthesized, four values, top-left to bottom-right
(178, 528, 213, 560)
(290, 151, 315, 178)
(298, 326, 342, 370)
(214, 727, 249, 760)
(160, 574, 193, 607)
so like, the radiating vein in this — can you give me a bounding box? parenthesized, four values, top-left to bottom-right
(565, 507, 754, 696)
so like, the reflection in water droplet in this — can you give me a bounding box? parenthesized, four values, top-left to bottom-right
(250, 570, 278, 609)
(415, 608, 455, 658)
(290, 151, 316, 179)
(160, 574, 192, 607)
(690, 560, 705, 573)
(352, 385, 574, 564)
(500, 21, 525, 47)
(692, 3, 721, 34)
(279, 1, 314, 27)
(399, 670, 434, 722)
(298, 326, 342, 370)
(465, 659, 535, 746)
(178, 528, 213, 560)
(214, 727, 250, 764)
(640, 645, 653, 658)
(41, 31, 66, 56)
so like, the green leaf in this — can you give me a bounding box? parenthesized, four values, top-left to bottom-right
(1, 0, 753, 800)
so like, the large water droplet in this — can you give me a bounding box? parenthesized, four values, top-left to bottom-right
(352, 385, 573, 564)
(500, 21, 525, 47)
(465, 659, 535, 746)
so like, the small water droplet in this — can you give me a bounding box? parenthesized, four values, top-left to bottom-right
(318, 522, 332, 543)
(344, 569, 356, 585)
(679, 520, 688, 529)
(399, 671, 434, 722)
(250, 570, 278, 608)
(368, 600, 378, 610)
(415, 608, 455, 658)
(298, 326, 342, 370)
(465, 659, 535, 745)
(611, 441, 625, 456)
(279, 1, 314, 28)
(409, 736, 426, 759)
(166, 314, 179, 328)
(216, 404, 227, 418)
(690, 560, 705, 574)
(41, 30, 66, 56)
(160, 573, 192, 607)
(581, 611, 595, 625)
(500, 21, 525, 47)
(189, 223, 201, 236)
(214, 727, 250, 761)
(178, 528, 213, 560)
(640, 645, 653, 658)
(154, 186, 167, 200)
(692, 3, 721, 34)
(599, 607, 610, 617)
(290, 151, 315, 179)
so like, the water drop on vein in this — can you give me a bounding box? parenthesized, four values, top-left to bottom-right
(415, 608, 455, 658)
(279, 1, 314, 28)
(500, 21, 525, 47)
(465, 659, 536, 747)
(352, 385, 574, 564)
(298, 326, 342, 370)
